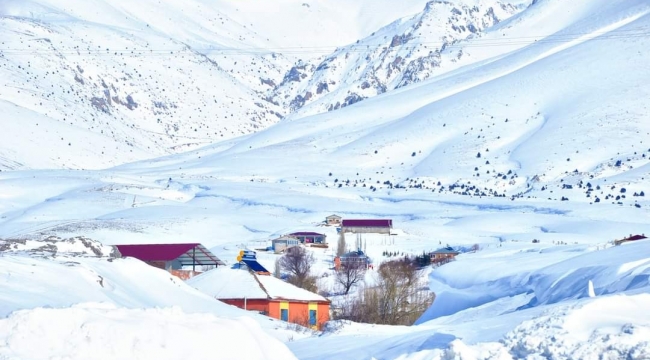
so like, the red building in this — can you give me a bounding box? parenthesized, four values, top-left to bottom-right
(188, 267, 330, 330)
(113, 243, 225, 279)
(341, 219, 393, 234)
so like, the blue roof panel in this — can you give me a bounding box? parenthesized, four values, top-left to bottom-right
(242, 259, 269, 273)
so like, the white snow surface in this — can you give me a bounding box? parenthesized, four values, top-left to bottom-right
(188, 266, 328, 302)
(0, 303, 297, 360)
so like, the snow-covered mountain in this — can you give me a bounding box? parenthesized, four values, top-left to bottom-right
(0, 0, 541, 169)
(271, 0, 532, 117)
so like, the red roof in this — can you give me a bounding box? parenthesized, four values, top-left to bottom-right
(624, 234, 648, 241)
(341, 219, 392, 228)
(114, 243, 225, 266)
(289, 232, 325, 236)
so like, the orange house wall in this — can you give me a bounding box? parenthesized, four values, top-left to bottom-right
(270, 300, 330, 328)
(219, 298, 330, 329)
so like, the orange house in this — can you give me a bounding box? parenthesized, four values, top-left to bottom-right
(187, 267, 330, 330)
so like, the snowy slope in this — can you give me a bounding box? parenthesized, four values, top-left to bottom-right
(0, 0, 445, 170)
(0, 304, 298, 360)
(0, 239, 304, 359)
(289, 241, 650, 359)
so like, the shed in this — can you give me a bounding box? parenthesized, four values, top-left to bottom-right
(271, 236, 300, 253)
(113, 243, 225, 279)
(325, 214, 342, 226)
(289, 232, 326, 244)
(188, 267, 330, 330)
(341, 219, 393, 234)
(615, 234, 648, 246)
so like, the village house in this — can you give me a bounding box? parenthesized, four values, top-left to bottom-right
(288, 232, 327, 244)
(334, 250, 372, 271)
(429, 247, 460, 266)
(113, 243, 225, 280)
(271, 236, 300, 254)
(341, 219, 393, 234)
(325, 214, 342, 226)
(615, 234, 648, 246)
(187, 267, 330, 330)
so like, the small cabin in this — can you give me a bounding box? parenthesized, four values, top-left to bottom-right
(325, 214, 342, 226)
(188, 267, 330, 330)
(429, 247, 460, 266)
(271, 236, 300, 253)
(334, 250, 371, 271)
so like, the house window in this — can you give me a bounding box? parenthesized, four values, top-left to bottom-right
(309, 310, 317, 326)
(281, 308, 289, 321)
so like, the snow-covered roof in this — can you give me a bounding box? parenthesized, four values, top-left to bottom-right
(188, 267, 328, 303)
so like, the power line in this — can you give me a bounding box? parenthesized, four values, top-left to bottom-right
(0, 26, 647, 57)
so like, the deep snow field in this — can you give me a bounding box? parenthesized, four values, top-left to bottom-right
(1, 0, 650, 359)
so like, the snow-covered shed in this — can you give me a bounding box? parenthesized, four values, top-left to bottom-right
(188, 267, 330, 330)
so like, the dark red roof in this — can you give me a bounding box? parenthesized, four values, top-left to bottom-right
(289, 232, 325, 236)
(114, 243, 225, 266)
(341, 219, 392, 228)
(624, 234, 648, 241)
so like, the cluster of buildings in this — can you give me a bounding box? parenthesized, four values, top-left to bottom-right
(270, 214, 394, 253)
(112, 243, 330, 329)
(109, 214, 398, 330)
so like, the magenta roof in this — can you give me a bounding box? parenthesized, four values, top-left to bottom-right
(114, 243, 225, 266)
(342, 219, 392, 228)
(289, 232, 325, 236)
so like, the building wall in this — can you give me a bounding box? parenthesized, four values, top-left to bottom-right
(221, 298, 329, 329)
(295, 235, 326, 243)
(342, 226, 391, 234)
(268, 300, 329, 330)
(170, 269, 202, 280)
(145, 261, 169, 270)
(220, 299, 270, 315)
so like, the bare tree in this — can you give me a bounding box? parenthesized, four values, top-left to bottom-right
(336, 232, 347, 257)
(335, 256, 366, 295)
(335, 258, 434, 325)
(279, 246, 315, 289)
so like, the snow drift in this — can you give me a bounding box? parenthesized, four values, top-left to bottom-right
(0, 303, 297, 360)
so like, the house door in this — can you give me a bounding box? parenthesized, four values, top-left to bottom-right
(309, 310, 317, 327)
(281, 309, 289, 321)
